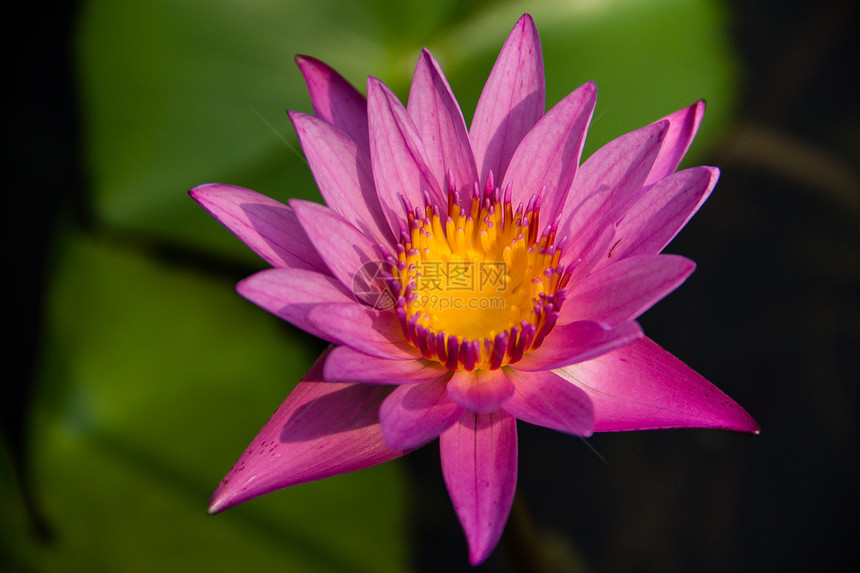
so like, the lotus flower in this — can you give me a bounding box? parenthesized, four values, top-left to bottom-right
(191, 14, 758, 565)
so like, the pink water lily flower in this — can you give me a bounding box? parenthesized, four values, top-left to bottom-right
(191, 14, 758, 565)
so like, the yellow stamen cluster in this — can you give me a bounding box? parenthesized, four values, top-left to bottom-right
(392, 187, 568, 370)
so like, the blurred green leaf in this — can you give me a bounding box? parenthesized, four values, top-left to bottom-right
(76, 0, 737, 251)
(29, 233, 407, 572)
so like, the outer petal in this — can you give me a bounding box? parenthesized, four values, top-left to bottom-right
(470, 13, 544, 185)
(560, 254, 696, 325)
(237, 268, 355, 340)
(446, 369, 515, 414)
(290, 199, 382, 297)
(440, 409, 518, 566)
(323, 344, 447, 384)
(610, 166, 719, 259)
(379, 374, 463, 451)
(503, 368, 594, 436)
(555, 337, 760, 433)
(368, 77, 443, 233)
(189, 183, 326, 271)
(502, 81, 596, 221)
(559, 121, 667, 251)
(645, 100, 705, 185)
(306, 302, 418, 360)
(208, 348, 402, 514)
(407, 49, 478, 198)
(295, 55, 369, 154)
(289, 111, 390, 243)
(515, 320, 643, 371)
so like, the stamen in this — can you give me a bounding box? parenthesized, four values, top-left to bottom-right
(391, 177, 570, 370)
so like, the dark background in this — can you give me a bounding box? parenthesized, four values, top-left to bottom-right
(4, 0, 858, 571)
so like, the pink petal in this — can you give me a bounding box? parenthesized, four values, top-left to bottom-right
(470, 13, 545, 185)
(564, 211, 617, 285)
(556, 337, 759, 433)
(208, 348, 402, 514)
(446, 369, 515, 414)
(289, 111, 391, 243)
(189, 183, 326, 271)
(645, 100, 706, 185)
(611, 166, 719, 259)
(367, 77, 443, 232)
(503, 368, 594, 436)
(561, 254, 696, 325)
(559, 121, 667, 249)
(236, 268, 355, 340)
(323, 345, 447, 384)
(378, 374, 463, 451)
(407, 49, 478, 198)
(306, 302, 418, 360)
(295, 55, 369, 155)
(289, 199, 383, 297)
(440, 409, 518, 566)
(515, 320, 643, 371)
(502, 81, 597, 221)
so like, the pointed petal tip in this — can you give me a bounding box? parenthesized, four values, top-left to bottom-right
(366, 75, 384, 92)
(188, 184, 203, 200)
(677, 99, 706, 116)
(234, 272, 260, 300)
(730, 409, 761, 434)
(700, 403, 759, 434)
(207, 477, 245, 515)
(708, 412, 759, 435)
(515, 12, 537, 29)
(469, 547, 493, 566)
(206, 491, 229, 515)
(707, 165, 721, 180)
(188, 185, 208, 206)
(188, 182, 220, 201)
(673, 254, 697, 276)
(294, 53, 327, 72)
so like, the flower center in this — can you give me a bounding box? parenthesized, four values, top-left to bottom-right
(390, 178, 570, 370)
